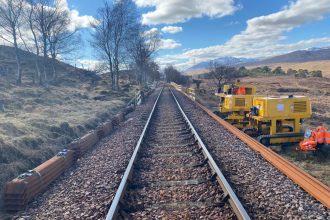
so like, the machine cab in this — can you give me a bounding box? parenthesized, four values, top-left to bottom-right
(215, 83, 257, 113)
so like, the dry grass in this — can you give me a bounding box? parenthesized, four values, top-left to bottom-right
(185, 60, 330, 77)
(196, 75, 330, 187)
(0, 78, 135, 210)
(247, 60, 330, 77)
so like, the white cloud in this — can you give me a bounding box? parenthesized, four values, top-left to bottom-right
(156, 0, 330, 70)
(160, 39, 182, 49)
(77, 59, 103, 70)
(143, 28, 181, 50)
(144, 28, 160, 36)
(133, 0, 238, 25)
(0, 0, 97, 48)
(56, 0, 97, 31)
(161, 26, 183, 34)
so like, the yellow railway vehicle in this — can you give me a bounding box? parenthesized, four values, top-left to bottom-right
(215, 84, 257, 128)
(246, 95, 312, 146)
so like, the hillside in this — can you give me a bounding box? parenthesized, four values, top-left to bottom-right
(247, 60, 330, 77)
(185, 56, 256, 72)
(185, 47, 330, 76)
(0, 46, 135, 210)
(247, 48, 330, 65)
(0, 45, 98, 85)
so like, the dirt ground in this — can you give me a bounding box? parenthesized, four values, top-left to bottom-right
(195, 75, 330, 187)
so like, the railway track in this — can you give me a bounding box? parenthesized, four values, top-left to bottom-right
(176, 88, 330, 210)
(106, 88, 250, 219)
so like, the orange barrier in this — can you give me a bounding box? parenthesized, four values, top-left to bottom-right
(3, 90, 153, 211)
(123, 105, 135, 115)
(68, 131, 99, 158)
(116, 112, 125, 123)
(175, 88, 330, 209)
(96, 120, 113, 138)
(4, 150, 74, 211)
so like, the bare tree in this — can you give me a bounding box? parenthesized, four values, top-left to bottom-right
(164, 65, 188, 84)
(127, 25, 160, 83)
(47, 9, 80, 81)
(91, 0, 138, 90)
(30, 0, 61, 85)
(146, 60, 160, 82)
(0, 0, 24, 84)
(23, 0, 42, 84)
(208, 61, 237, 92)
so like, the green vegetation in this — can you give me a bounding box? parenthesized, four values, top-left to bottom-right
(237, 65, 323, 78)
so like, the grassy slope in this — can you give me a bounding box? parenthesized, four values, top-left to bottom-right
(0, 46, 135, 210)
(196, 76, 330, 187)
(0, 83, 132, 186)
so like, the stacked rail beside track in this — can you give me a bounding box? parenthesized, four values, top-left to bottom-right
(173, 85, 330, 209)
(106, 88, 250, 219)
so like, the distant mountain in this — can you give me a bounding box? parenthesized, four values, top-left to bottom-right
(186, 56, 257, 71)
(245, 47, 330, 66)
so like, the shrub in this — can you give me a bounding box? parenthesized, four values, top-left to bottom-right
(287, 68, 297, 76)
(295, 69, 308, 78)
(272, 66, 285, 75)
(310, 70, 323, 77)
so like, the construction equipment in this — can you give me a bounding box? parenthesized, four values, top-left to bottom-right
(245, 96, 312, 146)
(215, 83, 257, 128)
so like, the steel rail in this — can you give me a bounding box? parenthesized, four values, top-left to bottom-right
(170, 89, 251, 220)
(105, 88, 163, 220)
(174, 87, 330, 209)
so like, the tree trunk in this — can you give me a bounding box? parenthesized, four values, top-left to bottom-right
(108, 58, 115, 90)
(15, 48, 22, 85)
(41, 33, 47, 85)
(52, 57, 56, 81)
(13, 31, 22, 85)
(34, 57, 40, 85)
(30, 21, 40, 85)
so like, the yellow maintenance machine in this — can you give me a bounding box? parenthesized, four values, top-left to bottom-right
(215, 82, 312, 145)
(245, 96, 312, 146)
(215, 83, 257, 128)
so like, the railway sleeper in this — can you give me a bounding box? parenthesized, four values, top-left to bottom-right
(134, 160, 208, 170)
(129, 177, 211, 189)
(139, 152, 195, 158)
(122, 200, 226, 213)
(146, 133, 195, 142)
(149, 129, 191, 136)
(144, 141, 196, 149)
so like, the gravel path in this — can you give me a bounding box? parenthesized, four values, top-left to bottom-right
(174, 89, 330, 220)
(15, 89, 161, 220)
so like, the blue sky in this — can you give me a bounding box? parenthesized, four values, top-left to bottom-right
(64, 0, 330, 70)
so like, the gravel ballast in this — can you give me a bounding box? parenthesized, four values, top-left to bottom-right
(14, 87, 330, 219)
(120, 88, 236, 219)
(15, 89, 161, 219)
(174, 90, 330, 219)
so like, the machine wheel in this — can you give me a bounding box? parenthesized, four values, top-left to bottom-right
(213, 111, 229, 119)
(213, 111, 221, 117)
(258, 135, 271, 146)
(242, 128, 258, 137)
